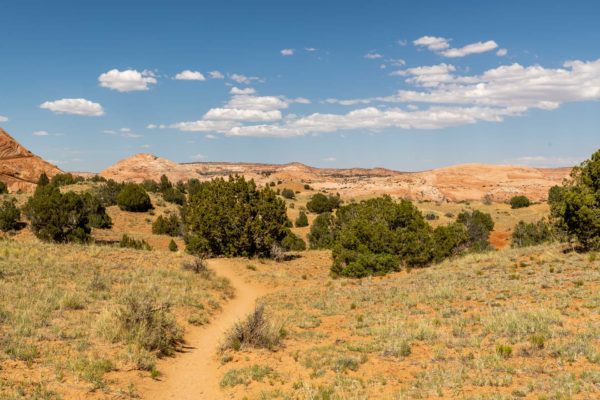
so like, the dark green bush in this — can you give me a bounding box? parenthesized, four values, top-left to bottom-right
(187, 179, 202, 197)
(117, 184, 152, 212)
(295, 210, 309, 227)
(308, 212, 335, 249)
(511, 220, 553, 248)
(306, 193, 341, 214)
(37, 172, 50, 187)
(23, 185, 92, 243)
(50, 173, 82, 187)
(303, 184, 312, 190)
(0, 181, 8, 194)
(142, 179, 159, 193)
(183, 176, 291, 258)
(330, 197, 436, 277)
(82, 193, 112, 229)
(159, 175, 173, 192)
(281, 188, 295, 200)
(548, 149, 600, 250)
(152, 214, 181, 237)
(119, 234, 152, 251)
(457, 209, 495, 251)
(168, 239, 178, 252)
(95, 179, 124, 207)
(0, 199, 20, 232)
(162, 188, 185, 205)
(424, 212, 439, 221)
(281, 231, 306, 251)
(87, 175, 107, 183)
(432, 222, 469, 262)
(510, 195, 531, 209)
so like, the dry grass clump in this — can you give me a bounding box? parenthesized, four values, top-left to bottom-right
(0, 239, 232, 398)
(221, 304, 285, 352)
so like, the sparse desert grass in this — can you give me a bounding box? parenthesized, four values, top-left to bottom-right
(218, 243, 600, 399)
(0, 239, 232, 398)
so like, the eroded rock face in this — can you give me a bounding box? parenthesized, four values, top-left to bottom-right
(101, 153, 571, 202)
(0, 128, 62, 192)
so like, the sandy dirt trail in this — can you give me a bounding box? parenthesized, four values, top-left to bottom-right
(138, 260, 266, 400)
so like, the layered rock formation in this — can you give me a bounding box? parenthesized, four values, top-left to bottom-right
(0, 128, 61, 192)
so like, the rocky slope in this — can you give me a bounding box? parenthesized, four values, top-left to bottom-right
(0, 128, 61, 192)
(101, 154, 571, 202)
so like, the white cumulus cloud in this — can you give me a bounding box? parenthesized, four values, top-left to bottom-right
(281, 48, 295, 56)
(0, 115, 7, 122)
(203, 108, 282, 122)
(441, 40, 498, 58)
(209, 70, 225, 79)
(230, 87, 256, 95)
(98, 69, 157, 92)
(40, 98, 104, 116)
(175, 70, 206, 81)
(497, 48, 508, 57)
(413, 36, 450, 51)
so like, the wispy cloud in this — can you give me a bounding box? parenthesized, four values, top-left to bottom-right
(174, 70, 206, 81)
(280, 48, 295, 56)
(414, 36, 499, 58)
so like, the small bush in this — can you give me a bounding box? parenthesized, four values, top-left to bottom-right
(82, 193, 112, 229)
(182, 257, 208, 274)
(496, 344, 513, 359)
(0, 181, 8, 194)
(50, 173, 82, 187)
(152, 214, 181, 237)
(295, 210, 309, 227)
(162, 188, 185, 205)
(457, 209, 495, 251)
(308, 212, 335, 249)
(511, 220, 553, 248)
(23, 185, 92, 243)
(95, 179, 124, 207)
(168, 239, 178, 252)
(306, 193, 341, 214)
(0, 199, 20, 232)
(281, 231, 306, 251)
(303, 184, 312, 190)
(113, 289, 183, 356)
(142, 179, 159, 193)
(281, 188, 295, 200)
(424, 212, 439, 221)
(117, 184, 152, 212)
(119, 234, 152, 251)
(37, 172, 50, 187)
(221, 304, 284, 352)
(510, 195, 531, 209)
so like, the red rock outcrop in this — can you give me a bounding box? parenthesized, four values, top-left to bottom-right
(0, 128, 62, 192)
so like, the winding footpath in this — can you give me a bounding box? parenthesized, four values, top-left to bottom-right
(138, 260, 266, 400)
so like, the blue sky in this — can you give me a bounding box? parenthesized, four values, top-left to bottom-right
(1, 0, 599, 172)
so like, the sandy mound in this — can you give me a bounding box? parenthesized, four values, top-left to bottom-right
(0, 128, 61, 192)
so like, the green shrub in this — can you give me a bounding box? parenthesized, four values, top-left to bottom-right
(119, 234, 152, 251)
(183, 176, 291, 258)
(306, 193, 341, 214)
(158, 175, 172, 192)
(550, 149, 600, 250)
(117, 184, 152, 212)
(142, 179, 159, 193)
(95, 179, 124, 206)
(432, 222, 469, 262)
(510, 195, 531, 209)
(511, 220, 553, 248)
(87, 175, 107, 183)
(303, 184, 312, 190)
(496, 344, 513, 359)
(424, 212, 439, 221)
(168, 239, 178, 252)
(152, 214, 181, 237)
(457, 209, 494, 251)
(281, 231, 306, 251)
(281, 188, 295, 200)
(295, 210, 309, 227)
(0, 181, 8, 194)
(37, 172, 50, 187)
(162, 188, 185, 205)
(82, 193, 112, 229)
(308, 212, 335, 249)
(330, 197, 435, 277)
(23, 185, 92, 243)
(0, 199, 20, 232)
(50, 173, 82, 187)
(186, 178, 202, 197)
